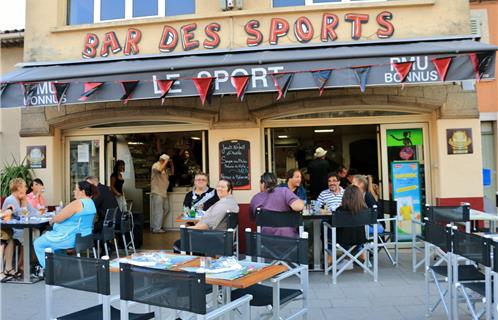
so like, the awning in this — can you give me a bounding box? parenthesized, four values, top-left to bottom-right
(1, 36, 496, 108)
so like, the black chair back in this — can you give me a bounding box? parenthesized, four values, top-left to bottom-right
(74, 233, 96, 254)
(120, 263, 206, 315)
(180, 228, 234, 257)
(427, 204, 470, 224)
(245, 232, 308, 265)
(119, 211, 132, 233)
(378, 199, 397, 218)
(493, 241, 498, 273)
(227, 211, 238, 229)
(99, 208, 118, 241)
(256, 208, 303, 229)
(45, 252, 110, 295)
(452, 229, 491, 267)
(331, 207, 378, 228)
(423, 221, 451, 253)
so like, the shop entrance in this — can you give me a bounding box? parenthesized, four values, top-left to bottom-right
(268, 125, 379, 194)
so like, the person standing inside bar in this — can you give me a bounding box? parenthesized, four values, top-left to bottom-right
(110, 160, 126, 212)
(150, 154, 174, 233)
(308, 147, 330, 200)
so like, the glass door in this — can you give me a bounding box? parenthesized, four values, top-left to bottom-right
(380, 123, 431, 241)
(65, 136, 105, 202)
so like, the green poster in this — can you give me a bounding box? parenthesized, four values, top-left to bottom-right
(386, 128, 423, 147)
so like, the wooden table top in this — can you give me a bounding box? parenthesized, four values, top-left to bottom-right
(175, 214, 200, 223)
(110, 252, 287, 289)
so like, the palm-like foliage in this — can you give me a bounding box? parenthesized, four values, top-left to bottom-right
(0, 157, 34, 197)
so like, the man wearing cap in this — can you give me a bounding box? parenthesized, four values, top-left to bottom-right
(150, 154, 174, 233)
(308, 147, 330, 200)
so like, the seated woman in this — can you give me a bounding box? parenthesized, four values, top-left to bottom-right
(0, 208, 15, 280)
(352, 174, 383, 233)
(34, 181, 97, 269)
(27, 178, 47, 211)
(279, 168, 307, 201)
(183, 172, 219, 212)
(250, 172, 304, 237)
(333, 185, 369, 270)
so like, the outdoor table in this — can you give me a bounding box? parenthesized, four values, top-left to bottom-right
(0, 217, 50, 283)
(469, 209, 498, 233)
(302, 211, 332, 271)
(175, 214, 200, 224)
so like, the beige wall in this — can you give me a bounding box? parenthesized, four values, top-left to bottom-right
(24, 0, 471, 62)
(0, 46, 23, 166)
(436, 118, 483, 198)
(18, 129, 63, 205)
(208, 127, 263, 204)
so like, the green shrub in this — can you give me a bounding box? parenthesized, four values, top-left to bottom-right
(0, 157, 34, 197)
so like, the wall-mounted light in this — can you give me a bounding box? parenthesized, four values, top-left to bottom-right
(314, 129, 334, 133)
(191, 136, 201, 140)
(127, 142, 144, 145)
(278, 135, 288, 139)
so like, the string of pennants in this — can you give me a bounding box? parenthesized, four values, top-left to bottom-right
(2, 52, 486, 109)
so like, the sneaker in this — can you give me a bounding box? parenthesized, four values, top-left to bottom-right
(152, 228, 166, 233)
(336, 259, 353, 271)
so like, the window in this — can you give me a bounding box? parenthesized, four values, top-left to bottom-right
(67, 0, 195, 25)
(165, 0, 195, 17)
(273, 0, 384, 7)
(68, 0, 94, 25)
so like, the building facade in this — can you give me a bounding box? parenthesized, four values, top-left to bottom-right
(1, 0, 497, 234)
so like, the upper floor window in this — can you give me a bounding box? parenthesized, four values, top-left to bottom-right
(273, 0, 384, 7)
(67, 0, 195, 25)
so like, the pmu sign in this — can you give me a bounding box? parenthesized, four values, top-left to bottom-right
(82, 11, 395, 58)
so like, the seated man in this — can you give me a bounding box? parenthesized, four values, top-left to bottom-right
(85, 176, 121, 233)
(315, 172, 344, 213)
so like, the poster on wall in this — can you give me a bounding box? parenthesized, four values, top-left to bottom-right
(447, 128, 473, 155)
(391, 161, 421, 241)
(77, 144, 90, 163)
(219, 140, 250, 190)
(26, 146, 46, 169)
(386, 128, 423, 160)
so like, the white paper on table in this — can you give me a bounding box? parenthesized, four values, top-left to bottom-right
(77, 144, 90, 163)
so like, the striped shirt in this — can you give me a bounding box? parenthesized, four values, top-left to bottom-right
(315, 187, 344, 213)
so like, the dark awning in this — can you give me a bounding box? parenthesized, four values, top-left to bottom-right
(1, 36, 496, 108)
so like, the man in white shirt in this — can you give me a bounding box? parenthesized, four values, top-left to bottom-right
(150, 154, 174, 233)
(315, 172, 344, 213)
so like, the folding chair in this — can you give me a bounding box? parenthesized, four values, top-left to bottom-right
(377, 199, 399, 266)
(119, 263, 252, 320)
(94, 208, 118, 258)
(115, 210, 136, 258)
(255, 208, 304, 236)
(323, 207, 379, 283)
(451, 229, 491, 320)
(412, 205, 428, 272)
(226, 211, 239, 258)
(74, 233, 97, 258)
(179, 226, 235, 257)
(44, 249, 154, 320)
(231, 230, 309, 320)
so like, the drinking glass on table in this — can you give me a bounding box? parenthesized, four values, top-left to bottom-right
(37, 204, 46, 215)
(20, 206, 29, 222)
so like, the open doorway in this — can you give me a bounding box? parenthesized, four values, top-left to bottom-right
(270, 125, 379, 196)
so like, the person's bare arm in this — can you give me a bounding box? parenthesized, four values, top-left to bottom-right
(290, 199, 305, 212)
(51, 200, 82, 224)
(168, 159, 175, 176)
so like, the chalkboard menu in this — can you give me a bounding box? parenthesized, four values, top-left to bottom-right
(219, 140, 251, 190)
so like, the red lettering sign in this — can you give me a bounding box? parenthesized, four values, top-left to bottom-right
(245, 20, 263, 47)
(376, 11, 394, 39)
(269, 18, 289, 45)
(100, 31, 122, 57)
(159, 25, 179, 53)
(124, 28, 141, 55)
(294, 16, 314, 43)
(321, 13, 339, 42)
(345, 13, 369, 40)
(203, 23, 221, 49)
(82, 33, 99, 59)
(181, 23, 200, 51)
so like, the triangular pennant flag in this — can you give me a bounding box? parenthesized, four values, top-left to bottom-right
(311, 70, 332, 96)
(51, 82, 70, 111)
(79, 82, 103, 102)
(120, 80, 139, 104)
(192, 77, 215, 106)
(469, 53, 483, 82)
(271, 73, 294, 101)
(0, 83, 8, 96)
(431, 57, 452, 81)
(392, 62, 413, 83)
(230, 75, 250, 101)
(157, 79, 176, 105)
(22, 82, 38, 106)
(353, 67, 370, 93)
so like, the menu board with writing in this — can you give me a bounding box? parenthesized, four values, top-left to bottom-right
(219, 140, 250, 190)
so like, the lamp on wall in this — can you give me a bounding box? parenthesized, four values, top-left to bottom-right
(220, 0, 243, 10)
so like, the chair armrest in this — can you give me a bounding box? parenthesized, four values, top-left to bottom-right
(206, 294, 252, 320)
(271, 265, 307, 283)
(323, 221, 332, 230)
(377, 217, 397, 222)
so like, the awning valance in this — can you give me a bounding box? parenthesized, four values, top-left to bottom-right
(1, 36, 496, 108)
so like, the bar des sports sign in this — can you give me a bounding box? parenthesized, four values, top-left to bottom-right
(82, 11, 395, 58)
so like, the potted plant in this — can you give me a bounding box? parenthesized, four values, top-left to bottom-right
(0, 157, 34, 205)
